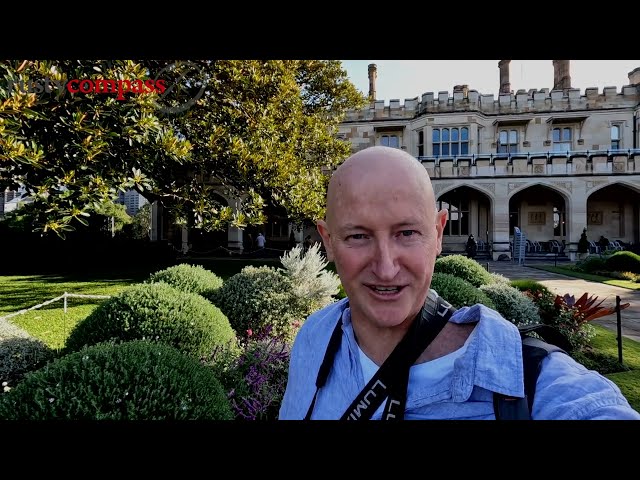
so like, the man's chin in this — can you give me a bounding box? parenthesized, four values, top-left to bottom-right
(365, 307, 413, 328)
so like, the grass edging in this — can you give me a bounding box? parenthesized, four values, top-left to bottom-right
(528, 265, 640, 290)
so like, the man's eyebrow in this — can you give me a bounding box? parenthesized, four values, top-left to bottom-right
(391, 221, 421, 229)
(340, 223, 368, 231)
(339, 221, 422, 231)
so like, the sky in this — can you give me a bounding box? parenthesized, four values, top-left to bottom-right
(340, 60, 640, 101)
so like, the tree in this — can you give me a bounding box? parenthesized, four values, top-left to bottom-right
(1, 60, 367, 237)
(129, 202, 152, 240)
(91, 200, 131, 235)
(0, 60, 191, 237)
(154, 59, 367, 231)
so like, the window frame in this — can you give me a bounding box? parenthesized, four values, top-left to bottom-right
(552, 127, 572, 152)
(611, 123, 622, 150)
(432, 126, 469, 157)
(416, 129, 424, 157)
(437, 197, 469, 236)
(378, 133, 400, 149)
(497, 128, 519, 154)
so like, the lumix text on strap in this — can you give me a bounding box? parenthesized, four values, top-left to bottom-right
(304, 290, 456, 420)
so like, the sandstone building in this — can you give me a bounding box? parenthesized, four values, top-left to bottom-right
(337, 61, 640, 260)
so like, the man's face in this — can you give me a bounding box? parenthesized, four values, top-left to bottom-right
(318, 172, 447, 331)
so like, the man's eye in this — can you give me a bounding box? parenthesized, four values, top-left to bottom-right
(400, 230, 416, 237)
(348, 234, 366, 240)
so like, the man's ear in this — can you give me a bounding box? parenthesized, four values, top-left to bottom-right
(434, 209, 448, 256)
(316, 220, 334, 261)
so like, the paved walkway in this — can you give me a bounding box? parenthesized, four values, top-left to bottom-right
(485, 261, 640, 343)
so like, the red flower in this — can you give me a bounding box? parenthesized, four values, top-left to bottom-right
(247, 329, 253, 337)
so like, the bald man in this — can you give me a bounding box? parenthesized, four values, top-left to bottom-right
(279, 146, 640, 420)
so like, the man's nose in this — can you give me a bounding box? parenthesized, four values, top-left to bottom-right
(372, 239, 400, 281)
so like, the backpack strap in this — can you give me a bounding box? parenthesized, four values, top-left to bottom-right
(494, 327, 567, 420)
(521, 336, 566, 415)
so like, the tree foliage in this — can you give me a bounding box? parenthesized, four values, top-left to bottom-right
(0, 59, 366, 237)
(0, 60, 190, 237)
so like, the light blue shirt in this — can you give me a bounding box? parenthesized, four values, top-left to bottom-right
(279, 295, 640, 420)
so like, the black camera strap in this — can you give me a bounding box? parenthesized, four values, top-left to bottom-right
(304, 291, 456, 420)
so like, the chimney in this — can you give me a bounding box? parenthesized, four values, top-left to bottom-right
(628, 67, 640, 85)
(552, 60, 571, 90)
(453, 84, 469, 98)
(368, 63, 377, 101)
(498, 60, 511, 94)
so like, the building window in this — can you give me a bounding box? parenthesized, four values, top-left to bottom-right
(268, 219, 288, 238)
(552, 127, 572, 152)
(433, 127, 469, 157)
(497, 129, 518, 154)
(611, 124, 621, 150)
(380, 134, 399, 148)
(416, 130, 424, 157)
(437, 198, 469, 236)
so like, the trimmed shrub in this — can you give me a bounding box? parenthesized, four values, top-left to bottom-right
(430, 272, 495, 310)
(604, 251, 640, 274)
(0, 336, 56, 394)
(210, 265, 305, 341)
(146, 263, 223, 299)
(434, 255, 493, 288)
(479, 283, 541, 327)
(0, 340, 233, 420)
(487, 272, 511, 285)
(509, 279, 553, 299)
(63, 283, 237, 360)
(574, 255, 607, 274)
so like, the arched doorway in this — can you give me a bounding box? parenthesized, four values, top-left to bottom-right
(587, 183, 640, 249)
(509, 184, 568, 254)
(436, 186, 492, 255)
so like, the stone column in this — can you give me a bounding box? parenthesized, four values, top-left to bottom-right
(227, 197, 244, 252)
(568, 180, 588, 261)
(492, 183, 511, 260)
(227, 227, 243, 252)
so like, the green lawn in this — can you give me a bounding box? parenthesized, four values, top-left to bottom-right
(587, 325, 640, 409)
(0, 259, 284, 351)
(0, 270, 154, 351)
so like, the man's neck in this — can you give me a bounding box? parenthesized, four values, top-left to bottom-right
(352, 313, 475, 367)
(352, 320, 409, 366)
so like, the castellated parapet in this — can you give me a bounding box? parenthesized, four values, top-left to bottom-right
(342, 85, 640, 122)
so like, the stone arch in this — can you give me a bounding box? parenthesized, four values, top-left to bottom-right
(507, 180, 571, 209)
(435, 184, 493, 254)
(508, 182, 571, 251)
(436, 182, 496, 207)
(586, 181, 640, 245)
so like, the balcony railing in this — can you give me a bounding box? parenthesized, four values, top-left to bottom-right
(416, 148, 640, 166)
